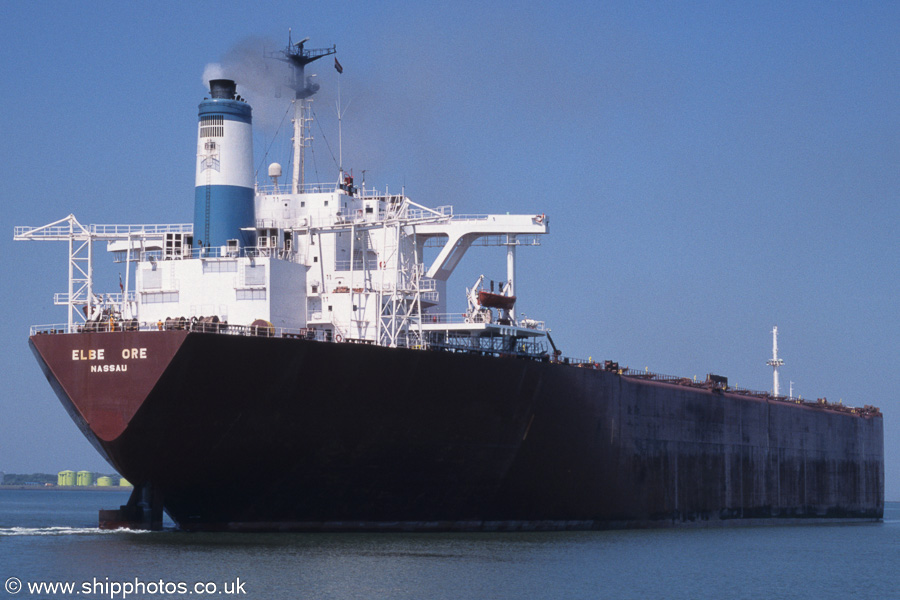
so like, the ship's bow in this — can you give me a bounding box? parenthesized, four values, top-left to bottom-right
(29, 330, 188, 469)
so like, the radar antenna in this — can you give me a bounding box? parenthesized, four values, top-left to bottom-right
(271, 28, 336, 100)
(267, 30, 337, 193)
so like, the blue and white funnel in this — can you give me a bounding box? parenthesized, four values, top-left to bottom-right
(194, 79, 254, 250)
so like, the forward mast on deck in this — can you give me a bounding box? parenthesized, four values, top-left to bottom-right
(767, 326, 785, 397)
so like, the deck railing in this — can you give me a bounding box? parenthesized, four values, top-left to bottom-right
(26, 322, 879, 417)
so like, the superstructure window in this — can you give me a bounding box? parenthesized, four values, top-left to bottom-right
(200, 115, 224, 138)
(142, 267, 162, 290)
(244, 264, 266, 286)
(143, 291, 179, 303)
(236, 289, 266, 301)
(203, 260, 238, 274)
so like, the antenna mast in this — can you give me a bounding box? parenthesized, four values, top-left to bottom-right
(767, 326, 785, 397)
(269, 30, 335, 193)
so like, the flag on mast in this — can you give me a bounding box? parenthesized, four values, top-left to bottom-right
(334, 57, 343, 74)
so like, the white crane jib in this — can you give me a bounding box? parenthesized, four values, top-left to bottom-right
(14, 215, 191, 332)
(414, 213, 548, 320)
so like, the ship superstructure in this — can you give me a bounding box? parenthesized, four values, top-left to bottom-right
(16, 41, 550, 356)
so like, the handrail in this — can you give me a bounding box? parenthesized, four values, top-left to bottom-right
(420, 313, 545, 330)
(26, 322, 879, 417)
(15, 223, 192, 238)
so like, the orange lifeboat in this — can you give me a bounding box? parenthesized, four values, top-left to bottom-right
(477, 291, 516, 311)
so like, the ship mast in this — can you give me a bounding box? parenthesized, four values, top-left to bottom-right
(293, 100, 314, 192)
(270, 30, 335, 193)
(767, 326, 785, 397)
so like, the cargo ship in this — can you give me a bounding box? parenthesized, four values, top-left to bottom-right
(16, 35, 883, 531)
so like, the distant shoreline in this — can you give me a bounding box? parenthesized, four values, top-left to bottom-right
(0, 485, 132, 492)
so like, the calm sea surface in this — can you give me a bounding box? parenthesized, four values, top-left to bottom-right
(1, 490, 897, 600)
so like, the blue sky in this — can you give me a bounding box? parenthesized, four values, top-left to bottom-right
(1, 2, 897, 498)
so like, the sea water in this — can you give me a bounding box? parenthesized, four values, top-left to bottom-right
(1, 490, 897, 600)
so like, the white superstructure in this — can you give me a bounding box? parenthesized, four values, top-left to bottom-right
(120, 175, 549, 350)
(15, 37, 551, 357)
(16, 182, 549, 353)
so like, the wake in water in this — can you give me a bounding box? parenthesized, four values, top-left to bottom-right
(0, 526, 150, 537)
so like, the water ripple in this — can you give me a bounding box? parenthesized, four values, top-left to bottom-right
(0, 526, 149, 537)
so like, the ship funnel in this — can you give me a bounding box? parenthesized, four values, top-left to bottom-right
(209, 79, 237, 100)
(193, 79, 255, 250)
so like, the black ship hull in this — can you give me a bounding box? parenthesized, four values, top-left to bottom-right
(30, 330, 884, 531)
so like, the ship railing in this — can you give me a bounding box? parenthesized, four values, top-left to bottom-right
(425, 337, 550, 361)
(423, 313, 470, 326)
(53, 292, 136, 305)
(257, 212, 391, 230)
(446, 213, 492, 221)
(417, 278, 437, 292)
(21, 321, 887, 417)
(551, 361, 879, 416)
(256, 182, 410, 198)
(420, 313, 546, 330)
(129, 246, 305, 262)
(324, 280, 438, 296)
(28, 314, 547, 339)
(402, 208, 505, 223)
(254, 206, 496, 230)
(405, 209, 490, 222)
(29, 321, 335, 342)
(14, 223, 192, 239)
(334, 259, 381, 271)
(256, 182, 338, 195)
(375, 277, 437, 293)
(257, 183, 419, 204)
(558, 361, 720, 388)
(90, 224, 193, 236)
(406, 206, 455, 220)
(421, 234, 543, 249)
(30, 324, 79, 335)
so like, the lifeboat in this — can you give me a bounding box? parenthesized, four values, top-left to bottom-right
(477, 290, 516, 311)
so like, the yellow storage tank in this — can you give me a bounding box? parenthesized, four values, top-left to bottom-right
(76, 471, 93, 487)
(58, 470, 75, 486)
(96, 476, 113, 487)
(119, 478, 133, 487)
